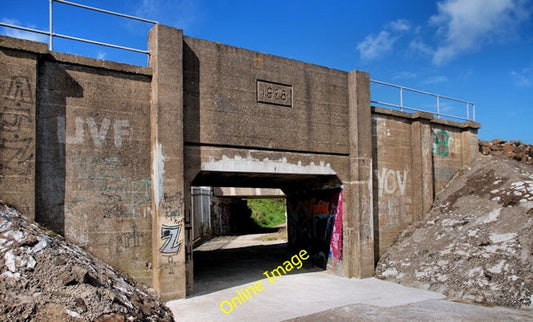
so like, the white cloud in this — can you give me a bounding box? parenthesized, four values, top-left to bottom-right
(1, 18, 48, 43)
(511, 65, 533, 87)
(356, 19, 411, 61)
(135, 0, 198, 30)
(408, 39, 434, 58)
(389, 19, 411, 32)
(422, 75, 448, 85)
(357, 30, 396, 61)
(393, 71, 418, 80)
(430, 0, 531, 65)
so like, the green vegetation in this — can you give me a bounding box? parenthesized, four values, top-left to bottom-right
(246, 197, 286, 228)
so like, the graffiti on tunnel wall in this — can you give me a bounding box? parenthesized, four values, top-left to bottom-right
(287, 189, 342, 269)
(375, 167, 409, 229)
(327, 191, 343, 272)
(433, 129, 461, 159)
(433, 130, 450, 157)
(0, 76, 34, 174)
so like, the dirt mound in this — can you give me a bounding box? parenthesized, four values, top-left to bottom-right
(479, 139, 533, 165)
(376, 155, 533, 309)
(0, 204, 174, 321)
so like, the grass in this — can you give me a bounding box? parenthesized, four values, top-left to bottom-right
(246, 197, 286, 228)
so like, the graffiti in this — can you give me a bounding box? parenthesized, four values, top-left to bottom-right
(433, 130, 450, 157)
(69, 153, 151, 216)
(160, 224, 182, 254)
(375, 167, 408, 197)
(0, 76, 34, 174)
(159, 224, 182, 274)
(212, 199, 232, 235)
(378, 197, 405, 229)
(327, 191, 343, 271)
(161, 256, 177, 274)
(287, 190, 342, 268)
(116, 221, 146, 254)
(57, 116, 130, 148)
(161, 193, 184, 223)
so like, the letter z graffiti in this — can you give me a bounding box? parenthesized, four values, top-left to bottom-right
(160, 224, 182, 254)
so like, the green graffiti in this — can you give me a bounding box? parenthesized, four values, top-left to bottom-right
(434, 130, 449, 157)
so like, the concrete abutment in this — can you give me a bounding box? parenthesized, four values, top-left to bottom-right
(0, 24, 480, 301)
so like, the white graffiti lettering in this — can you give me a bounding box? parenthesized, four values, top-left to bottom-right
(160, 224, 182, 255)
(57, 116, 130, 148)
(376, 168, 408, 196)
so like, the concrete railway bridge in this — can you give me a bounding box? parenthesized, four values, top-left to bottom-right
(0, 25, 479, 300)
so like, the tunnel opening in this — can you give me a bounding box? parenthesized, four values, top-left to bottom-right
(189, 171, 343, 296)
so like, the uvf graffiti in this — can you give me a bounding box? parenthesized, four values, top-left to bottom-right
(57, 116, 130, 148)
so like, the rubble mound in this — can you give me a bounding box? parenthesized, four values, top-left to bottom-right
(376, 154, 533, 309)
(479, 139, 533, 165)
(0, 204, 174, 321)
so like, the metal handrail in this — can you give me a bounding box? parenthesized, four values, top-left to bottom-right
(0, 0, 158, 56)
(371, 79, 476, 121)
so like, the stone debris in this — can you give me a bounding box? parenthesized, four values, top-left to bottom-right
(0, 204, 174, 321)
(376, 154, 533, 309)
(479, 139, 533, 165)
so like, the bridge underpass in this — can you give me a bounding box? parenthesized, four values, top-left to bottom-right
(0, 25, 480, 301)
(190, 171, 343, 296)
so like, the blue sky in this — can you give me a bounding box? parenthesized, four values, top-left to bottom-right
(2, 0, 532, 143)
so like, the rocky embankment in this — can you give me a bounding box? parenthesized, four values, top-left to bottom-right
(376, 154, 533, 309)
(479, 139, 533, 165)
(0, 204, 174, 321)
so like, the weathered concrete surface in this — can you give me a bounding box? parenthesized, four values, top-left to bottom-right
(0, 37, 45, 219)
(0, 24, 481, 301)
(371, 108, 480, 259)
(166, 272, 532, 321)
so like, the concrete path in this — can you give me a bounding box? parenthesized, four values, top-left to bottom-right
(167, 271, 532, 321)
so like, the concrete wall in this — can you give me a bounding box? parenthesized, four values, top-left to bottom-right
(1, 36, 154, 286)
(0, 37, 43, 218)
(371, 107, 480, 258)
(0, 24, 480, 301)
(183, 36, 349, 155)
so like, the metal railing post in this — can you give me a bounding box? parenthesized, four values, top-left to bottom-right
(49, 0, 53, 51)
(436, 95, 440, 119)
(400, 87, 404, 112)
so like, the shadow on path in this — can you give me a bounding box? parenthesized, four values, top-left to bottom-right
(192, 242, 322, 296)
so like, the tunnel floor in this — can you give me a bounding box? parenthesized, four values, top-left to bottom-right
(192, 231, 323, 296)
